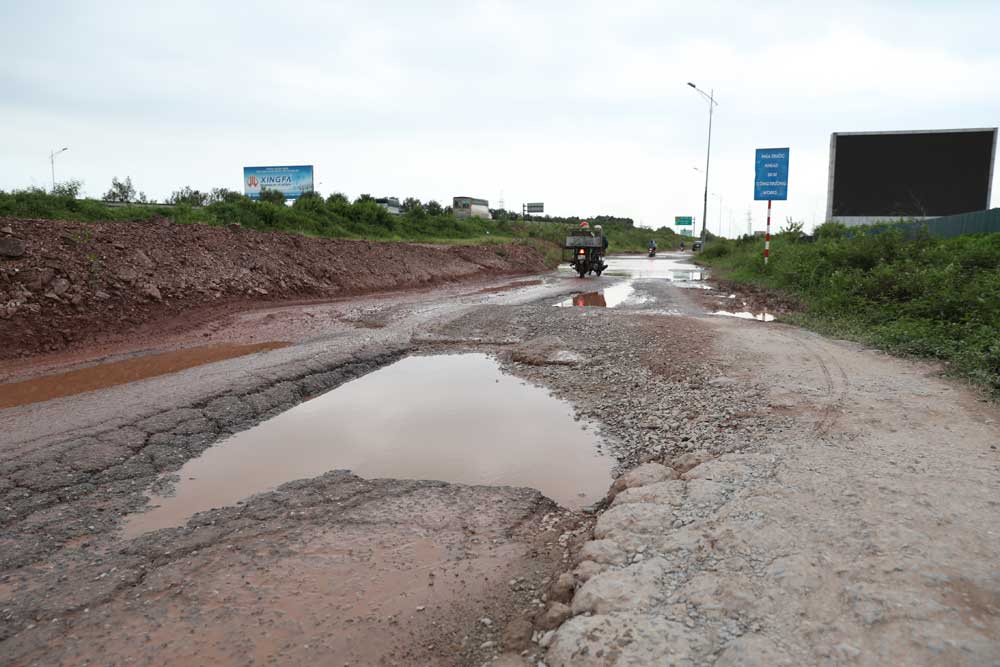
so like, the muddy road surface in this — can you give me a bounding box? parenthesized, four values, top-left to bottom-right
(2, 252, 998, 665)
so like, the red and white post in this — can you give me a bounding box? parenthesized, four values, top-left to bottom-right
(764, 199, 772, 265)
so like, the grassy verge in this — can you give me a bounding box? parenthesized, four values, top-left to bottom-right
(0, 189, 691, 270)
(0, 189, 686, 263)
(697, 226, 1000, 397)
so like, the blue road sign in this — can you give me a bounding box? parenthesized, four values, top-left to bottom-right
(754, 148, 789, 201)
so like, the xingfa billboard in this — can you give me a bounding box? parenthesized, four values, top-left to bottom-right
(826, 128, 997, 225)
(244, 165, 314, 200)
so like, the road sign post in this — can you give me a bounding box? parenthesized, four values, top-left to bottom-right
(523, 202, 544, 220)
(754, 148, 789, 265)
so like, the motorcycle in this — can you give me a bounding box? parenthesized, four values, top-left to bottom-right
(648, 247, 657, 257)
(563, 234, 608, 278)
(569, 246, 607, 277)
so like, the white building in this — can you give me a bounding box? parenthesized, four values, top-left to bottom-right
(453, 196, 491, 219)
(375, 197, 402, 215)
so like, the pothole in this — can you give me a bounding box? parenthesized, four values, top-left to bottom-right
(556, 281, 638, 308)
(122, 353, 612, 537)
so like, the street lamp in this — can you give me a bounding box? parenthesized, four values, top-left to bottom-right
(49, 147, 68, 191)
(687, 82, 717, 247)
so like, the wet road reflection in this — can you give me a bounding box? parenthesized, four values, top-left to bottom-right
(713, 310, 776, 322)
(556, 281, 634, 308)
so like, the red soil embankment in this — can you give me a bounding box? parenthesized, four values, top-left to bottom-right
(0, 217, 547, 360)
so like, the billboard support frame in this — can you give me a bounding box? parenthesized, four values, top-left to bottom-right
(825, 127, 997, 226)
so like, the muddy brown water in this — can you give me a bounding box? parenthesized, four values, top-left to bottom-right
(123, 353, 612, 537)
(557, 281, 637, 308)
(0, 342, 289, 409)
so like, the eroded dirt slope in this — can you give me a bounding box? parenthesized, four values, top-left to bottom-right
(0, 217, 547, 359)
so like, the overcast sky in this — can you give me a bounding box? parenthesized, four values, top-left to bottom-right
(2, 1, 998, 234)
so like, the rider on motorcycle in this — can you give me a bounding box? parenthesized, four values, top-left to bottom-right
(595, 225, 609, 252)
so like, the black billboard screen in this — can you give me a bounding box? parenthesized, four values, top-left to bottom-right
(830, 129, 996, 217)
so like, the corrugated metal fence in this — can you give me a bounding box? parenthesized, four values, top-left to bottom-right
(862, 208, 1000, 240)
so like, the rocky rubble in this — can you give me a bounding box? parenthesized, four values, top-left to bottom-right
(545, 455, 780, 665)
(426, 303, 783, 474)
(415, 301, 795, 664)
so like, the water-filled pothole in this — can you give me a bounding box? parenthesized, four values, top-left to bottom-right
(555, 255, 709, 308)
(562, 254, 708, 286)
(123, 354, 612, 537)
(556, 281, 638, 308)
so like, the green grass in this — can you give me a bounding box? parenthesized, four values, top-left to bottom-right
(698, 226, 1000, 397)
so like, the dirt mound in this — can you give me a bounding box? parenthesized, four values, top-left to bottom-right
(0, 217, 547, 360)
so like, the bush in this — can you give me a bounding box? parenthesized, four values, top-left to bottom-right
(257, 188, 286, 205)
(167, 186, 208, 206)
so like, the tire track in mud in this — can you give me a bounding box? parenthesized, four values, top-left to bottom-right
(773, 327, 850, 437)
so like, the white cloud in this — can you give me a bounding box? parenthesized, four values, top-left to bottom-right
(1, 0, 998, 231)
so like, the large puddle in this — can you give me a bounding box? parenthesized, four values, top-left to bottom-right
(599, 254, 708, 285)
(123, 354, 612, 537)
(0, 342, 289, 409)
(556, 254, 708, 308)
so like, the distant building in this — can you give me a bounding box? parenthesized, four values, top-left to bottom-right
(375, 197, 401, 215)
(453, 196, 492, 219)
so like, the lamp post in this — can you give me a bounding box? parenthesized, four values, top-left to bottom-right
(49, 147, 68, 191)
(687, 83, 717, 247)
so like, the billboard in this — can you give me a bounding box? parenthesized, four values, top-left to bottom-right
(526, 202, 544, 213)
(826, 129, 997, 225)
(244, 165, 314, 200)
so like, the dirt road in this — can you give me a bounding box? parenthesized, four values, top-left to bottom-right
(1, 251, 998, 665)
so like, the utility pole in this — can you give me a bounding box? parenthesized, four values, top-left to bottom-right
(687, 83, 717, 247)
(49, 147, 69, 191)
(746, 207, 753, 238)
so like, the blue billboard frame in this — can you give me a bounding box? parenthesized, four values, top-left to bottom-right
(244, 165, 314, 200)
(754, 149, 789, 201)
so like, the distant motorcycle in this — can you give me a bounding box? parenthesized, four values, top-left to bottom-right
(648, 248, 657, 257)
